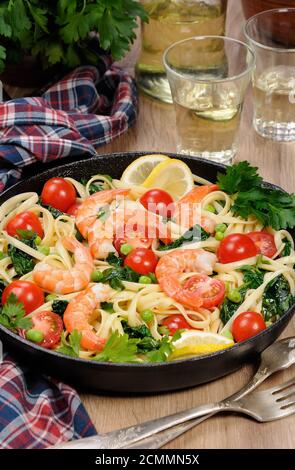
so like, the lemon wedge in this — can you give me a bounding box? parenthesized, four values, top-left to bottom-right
(142, 159, 194, 200)
(121, 154, 170, 186)
(170, 330, 234, 360)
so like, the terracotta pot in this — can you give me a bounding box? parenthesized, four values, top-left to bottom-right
(0, 55, 67, 88)
(242, 1, 295, 48)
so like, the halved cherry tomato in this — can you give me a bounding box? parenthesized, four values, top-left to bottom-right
(247, 232, 277, 258)
(6, 211, 43, 238)
(162, 314, 193, 335)
(124, 248, 158, 275)
(232, 311, 266, 342)
(217, 233, 258, 264)
(30, 311, 63, 349)
(2, 281, 44, 314)
(41, 177, 76, 212)
(140, 189, 175, 218)
(67, 201, 81, 217)
(183, 274, 225, 309)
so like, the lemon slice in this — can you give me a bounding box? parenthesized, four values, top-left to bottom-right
(170, 330, 234, 360)
(142, 159, 194, 200)
(121, 154, 170, 186)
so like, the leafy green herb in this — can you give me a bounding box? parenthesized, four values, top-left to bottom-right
(158, 224, 210, 251)
(0, 293, 32, 331)
(239, 265, 265, 289)
(101, 265, 140, 290)
(106, 253, 124, 267)
(93, 332, 139, 363)
(262, 275, 294, 322)
(9, 247, 35, 276)
(39, 200, 64, 219)
(217, 161, 263, 194)
(0, 1, 148, 73)
(100, 302, 114, 313)
(52, 300, 68, 316)
(281, 238, 292, 257)
(97, 206, 109, 220)
(216, 161, 295, 230)
(56, 330, 81, 358)
(145, 335, 174, 363)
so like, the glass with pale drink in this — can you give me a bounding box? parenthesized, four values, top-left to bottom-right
(163, 36, 255, 164)
(245, 8, 295, 141)
(136, 0, 228, 103)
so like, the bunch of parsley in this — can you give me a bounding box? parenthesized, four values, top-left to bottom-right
(0, 0, 148, 73)
(217, 161, 295, 230)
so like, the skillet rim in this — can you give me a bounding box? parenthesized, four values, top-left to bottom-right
(0, 151, 294, 370)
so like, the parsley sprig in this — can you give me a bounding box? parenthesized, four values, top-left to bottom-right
(0, 294, 32, 331)
(217, 161, 295, 230)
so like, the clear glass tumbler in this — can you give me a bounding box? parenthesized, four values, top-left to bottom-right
(136, 0, 228, 103)
(245, 8, 295, 141)
(163, 36, 255, 164)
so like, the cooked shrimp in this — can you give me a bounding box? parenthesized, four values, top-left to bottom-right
(33, 236, 93, 294)
(174, 185, 218, 233)
(88, 206, 171, 259)
(75, 188, 130, 238)
(155, 249, 217, 309)
(63, 283, 113, 351)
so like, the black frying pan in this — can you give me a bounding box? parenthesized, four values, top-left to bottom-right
(0, 152, 294, 394)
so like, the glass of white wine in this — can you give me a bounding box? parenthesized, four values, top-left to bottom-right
(245, 8, 295, 141)
(163, 36, 255, 164)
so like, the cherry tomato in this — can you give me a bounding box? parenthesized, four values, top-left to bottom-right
(41, 177, 76, 212)
(217, 233, 258, 264)
(30, 311, 63, 349)
(140, 189, 175, 218)
(124, 248, 158, 275)
(6, 211, 43, 238)
(162, 314, 193, 335)
(2, 281, 44, 315)
(183, 274, 225, 309)
(67, 201, 81, 217)
(232, 311, 266, 342)
(247, 232, 277, 258)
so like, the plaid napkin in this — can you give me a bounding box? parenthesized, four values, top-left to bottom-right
(0, 55, 137, 192)
(0, 353, 97, 449)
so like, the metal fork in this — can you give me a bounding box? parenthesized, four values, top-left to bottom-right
(52, 337, 295, 449)
(125, 336, 295, 449)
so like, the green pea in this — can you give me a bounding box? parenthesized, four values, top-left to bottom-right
(158, 325, 169, 336)
(141, 309, 154, 323)
(26, 329, 44, 343)
(120, 243, 133, 255)
(35, 236, 42, 245)
(38, 246, 50, 256)
(215, 231, 224, 241)
(215, 223, 227, 233)
(204, 204, 216, 214)
(46, 294, 57, 302)
(227, 288, 242, 303)
(91, 270, 104, 282)
(139, 275, 152, 284)
(221, 330, 234, 341)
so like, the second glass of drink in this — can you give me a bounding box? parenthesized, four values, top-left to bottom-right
(163, 36, 255, 164)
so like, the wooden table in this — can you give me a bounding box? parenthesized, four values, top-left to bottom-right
(81, 0, 295, 449)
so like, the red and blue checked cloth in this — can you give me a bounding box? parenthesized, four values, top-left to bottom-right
(0, 353, 97, 449)
(0, 55, 137, 192)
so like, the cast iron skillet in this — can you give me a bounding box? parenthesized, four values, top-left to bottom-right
(0, 152, 294, 394)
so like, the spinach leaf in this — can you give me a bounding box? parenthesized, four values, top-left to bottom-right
(158, 224, 210, 251)
(106, 253, 124, 267)
(8, 229, 37, 276)
(239, 265, 265, 289)
(100, 302, 114, 313)
(52, 300, 68, 316)
(39, 200, 64, 219)
(101, 265, 139, 290)
(121, 321, 160, 353)
(80, 177, 103, 195)
(262, 275, 294, 322)
(220, 285, 248, 325)
(281, 238, 292, 257)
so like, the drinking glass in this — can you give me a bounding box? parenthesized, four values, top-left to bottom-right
(163, 36, 255, 164)
(245, 8, 295, 141)
(136, 0, 228, 103)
